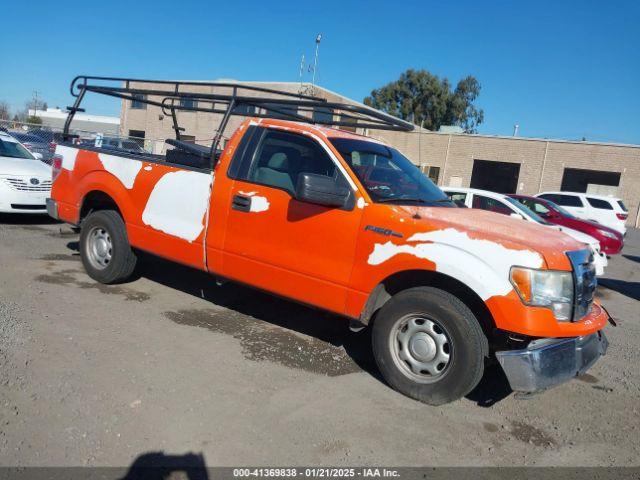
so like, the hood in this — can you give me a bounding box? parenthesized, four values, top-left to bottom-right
(392, 205, 585, 270)
(553, 225, 598, 247)
(0, 156, 52, 178)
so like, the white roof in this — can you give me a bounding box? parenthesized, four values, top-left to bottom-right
(537, 191, 622, 201)
(29, 108, 120, 125)
(441, 186, 509, 200)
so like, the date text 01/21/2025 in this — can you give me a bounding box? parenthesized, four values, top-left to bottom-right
(232, 468, 400, 478)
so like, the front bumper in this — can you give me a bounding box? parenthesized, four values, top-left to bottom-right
(496, 331, 608, 393)
(0, 177, 50, 214)
(46, 198, 59, 220)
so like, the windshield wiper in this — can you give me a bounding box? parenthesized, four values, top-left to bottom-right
(376, 197, 455, 206)
(376, 197, 428, 204)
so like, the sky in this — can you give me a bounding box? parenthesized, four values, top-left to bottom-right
(1, 0, 638, 144)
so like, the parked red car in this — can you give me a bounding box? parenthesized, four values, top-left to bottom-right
(509, 195, 624, 255)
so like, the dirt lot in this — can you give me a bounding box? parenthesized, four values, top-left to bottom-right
(0, 215, 639, 467)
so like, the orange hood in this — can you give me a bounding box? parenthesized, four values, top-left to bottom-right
(390, 206, 586, 270)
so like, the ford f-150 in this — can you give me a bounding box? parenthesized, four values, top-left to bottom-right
(47, 76, 610, 405)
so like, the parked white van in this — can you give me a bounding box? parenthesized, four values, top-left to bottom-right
(535, 191, 627, 236)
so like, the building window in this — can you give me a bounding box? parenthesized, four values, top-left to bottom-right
(262, 103, 298, 120)
(427, 166, 440, 184)
(234, 104, 256, 115)
(131, 94, 146, 110)
(338, 114, 357, 132)
(128, 130, 145, 148)
(180, 98, 197, 110)
(312, 107, 333, 124)
(420, 165, 441, 184)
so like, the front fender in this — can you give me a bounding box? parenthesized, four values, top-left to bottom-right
(356, 227, 545, 302)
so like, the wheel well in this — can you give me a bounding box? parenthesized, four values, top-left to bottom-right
(80, 191, 122, 223)
(360, 270, 496, 339)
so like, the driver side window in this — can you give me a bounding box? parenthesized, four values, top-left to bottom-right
(242, 128, 339, 195)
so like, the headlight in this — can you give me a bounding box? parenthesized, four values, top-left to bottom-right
(599, 230, 617, 240)
(510, 267, 574, 321)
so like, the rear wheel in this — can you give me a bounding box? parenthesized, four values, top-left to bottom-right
(80, 210, 137, 284)
(372, 287, 486, 405)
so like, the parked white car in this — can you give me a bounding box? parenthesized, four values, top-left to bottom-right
(535, 191, 628, 236)
(0, 131, 52, 214)
(442, 187, 608, 275)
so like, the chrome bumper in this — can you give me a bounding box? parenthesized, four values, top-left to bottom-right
(46, 198, 59, 220)
(496, 331, 608, 393)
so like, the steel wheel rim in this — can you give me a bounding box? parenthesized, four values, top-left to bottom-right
(389, 314, 453, 383)
(86, 226, 112, 270)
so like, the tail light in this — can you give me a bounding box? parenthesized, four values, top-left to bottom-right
(49, 142, 57, 153)
(616, 213, 628, 220)
(52, 155, 63, 182)
(24, 143, 34, 151)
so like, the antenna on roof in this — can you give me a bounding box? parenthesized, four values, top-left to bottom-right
(311, 33, 322, 95)
(299, 54, 305, 91)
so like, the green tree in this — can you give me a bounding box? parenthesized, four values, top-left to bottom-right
(364, 69, 484, 133)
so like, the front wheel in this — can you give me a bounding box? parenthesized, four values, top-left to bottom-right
(80, 210, 137, 284)
(372, 287, 487, 405)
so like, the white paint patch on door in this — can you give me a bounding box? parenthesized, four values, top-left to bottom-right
(237, 191, 269, 212)
(98, 153, 143, 189)
(142, 170, 213, 242)
(249, 196, 270, 212)
(367, 228, 544, 300)
(55, 145, 79, 171)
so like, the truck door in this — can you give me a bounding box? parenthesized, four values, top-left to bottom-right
(221, 126, 363, 314)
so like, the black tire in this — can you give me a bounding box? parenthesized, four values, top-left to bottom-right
(79, 210, 137, 284)
(372, 287, 487, 405)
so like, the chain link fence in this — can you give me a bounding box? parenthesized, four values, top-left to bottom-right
(0, 119, 192, 165)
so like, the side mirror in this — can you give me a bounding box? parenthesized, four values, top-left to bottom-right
(295, 173, 350, 208)
(510, 212, 524, 220)
(33, 152, 43, 160)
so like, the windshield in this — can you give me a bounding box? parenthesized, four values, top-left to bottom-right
(0, 137, 35, 160)
(329, 138, 453, 206)
(505, 197, 551, 225)
(546, 200, 576, 218)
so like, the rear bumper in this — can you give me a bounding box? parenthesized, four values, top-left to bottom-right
(496, 331, 608, 393)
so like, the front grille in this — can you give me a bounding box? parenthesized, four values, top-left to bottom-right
(567, 249, 597, 321)
(2, 177, 52, 192)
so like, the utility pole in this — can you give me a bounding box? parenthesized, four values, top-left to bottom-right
(418, 119, 424, 167)
(32, 90, 41, 119)
(311, 33, 322, 95)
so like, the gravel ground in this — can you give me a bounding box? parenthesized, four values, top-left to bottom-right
(0, 214, 638, 468)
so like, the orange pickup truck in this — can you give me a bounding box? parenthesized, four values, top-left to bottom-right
(47, 76, 609, 404)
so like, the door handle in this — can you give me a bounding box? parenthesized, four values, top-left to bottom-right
(232, 194, 251, 212)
